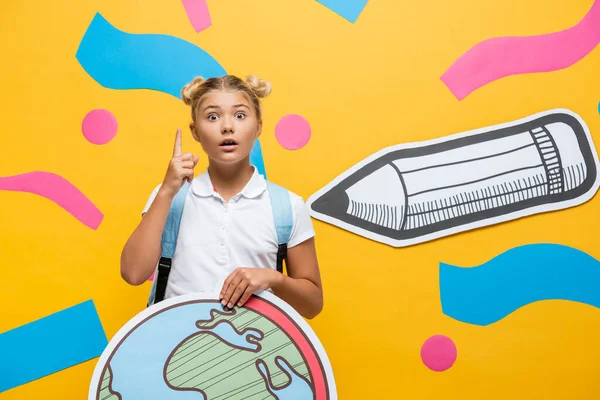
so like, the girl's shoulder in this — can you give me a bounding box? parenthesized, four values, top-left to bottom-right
(265, 181, 308, 206)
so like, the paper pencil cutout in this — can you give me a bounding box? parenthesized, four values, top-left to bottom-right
(307, 109, 600, 247)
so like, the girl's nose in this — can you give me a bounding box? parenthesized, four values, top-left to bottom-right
(221, 117, 234, 134)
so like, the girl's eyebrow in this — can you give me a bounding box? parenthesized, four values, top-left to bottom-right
(203, 104, 249, 111)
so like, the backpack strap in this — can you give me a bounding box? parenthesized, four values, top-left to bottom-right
(147, 181, 190, 306)
(266, 181, 293, 274)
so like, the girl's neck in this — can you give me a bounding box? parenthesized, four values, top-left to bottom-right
(207, 160, 254, 201)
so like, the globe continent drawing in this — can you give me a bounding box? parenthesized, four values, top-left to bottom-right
(89, 292, 336, 400)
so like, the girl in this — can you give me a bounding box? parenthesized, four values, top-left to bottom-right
(120, 75, 323, 319)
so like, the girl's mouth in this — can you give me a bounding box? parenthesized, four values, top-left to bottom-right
(219, 139, 238, 151)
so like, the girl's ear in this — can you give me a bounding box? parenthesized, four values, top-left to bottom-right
(190, 122, 201, 142)
(256, 120, 263, 139)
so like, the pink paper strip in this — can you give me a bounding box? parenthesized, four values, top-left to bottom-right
(181, 0, 212, 33)
(0, 171, 103, 230)
(441, 0, 600, 100)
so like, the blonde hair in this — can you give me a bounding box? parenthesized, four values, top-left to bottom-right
(181, 75, 272, 122)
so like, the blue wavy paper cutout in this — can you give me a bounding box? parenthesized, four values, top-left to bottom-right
(250, 135, 266, 178)
(440, 243, 600, 326)
(0, 300, 107, 392)
(75, 12, 266, 177)
(75, 12, 225, 98)
(316, 0, 368, 23)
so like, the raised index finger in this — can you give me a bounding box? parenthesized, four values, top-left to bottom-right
(173, 128, 182, 157)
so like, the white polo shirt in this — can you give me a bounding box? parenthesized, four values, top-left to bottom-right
(142, 167, 315, 299)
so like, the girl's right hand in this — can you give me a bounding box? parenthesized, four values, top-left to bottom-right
(160, 128, 199, 198)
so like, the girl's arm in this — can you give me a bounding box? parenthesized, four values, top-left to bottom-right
(220, 237, 324, 319)
(120, 189, 173, 285)
(271, 237, 323, 319)
(121, 129, 198, 285)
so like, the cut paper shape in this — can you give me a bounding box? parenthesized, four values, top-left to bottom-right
(0, 300, 108, 393)
(250, 137, 267, 178)
(76, 13, 267, 179)
(440, 243, 600, 326)
(89, 291, 337, 399)
(0, 171, 104, 230)
(82, 109, 118, 145)
(275, 114, 312, 150)
(441, 0, 600, 100)
(181, 0, 212, 32)
(420, 335, 457, 372)
(316, 0, 369, 23)
(75, 12, 226, 99)
(307, 109, 600, 247)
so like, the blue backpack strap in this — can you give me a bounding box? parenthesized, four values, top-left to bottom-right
(161, 181, 190, 259)
(147, 181, 190, 306)
(266, 181, 293, 274)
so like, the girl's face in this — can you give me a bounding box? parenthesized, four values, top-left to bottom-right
(190, 90, 262, 167)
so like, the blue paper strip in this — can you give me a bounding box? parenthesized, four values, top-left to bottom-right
(440, 244, 600, 326)
(250, 139, 267, 178)
(316, 0, 369, 23)
(0, 300, 107, 392)
(75, 12, 227, 98)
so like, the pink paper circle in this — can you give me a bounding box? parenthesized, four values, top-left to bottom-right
(82, 109, 118, 145)
(421, 335, 457, 372)
(275, 114, 311, 150)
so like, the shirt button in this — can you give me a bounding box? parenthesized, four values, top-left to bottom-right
(220, 240, 225, 246)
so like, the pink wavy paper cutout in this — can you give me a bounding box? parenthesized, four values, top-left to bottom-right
(441, 0, 600, 100)
(181, 0, 212, 32)
(0, 172, 103, 229)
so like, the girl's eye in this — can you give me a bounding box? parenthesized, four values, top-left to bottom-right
(207, 114, 218, 121)
(235, 113, 245, 119)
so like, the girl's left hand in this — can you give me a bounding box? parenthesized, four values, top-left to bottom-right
(220, 268, 281, 308)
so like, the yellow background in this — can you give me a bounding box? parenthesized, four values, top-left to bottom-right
(2, 0, 600, 398)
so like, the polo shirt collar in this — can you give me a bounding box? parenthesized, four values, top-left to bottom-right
(191, 166, 267, 199)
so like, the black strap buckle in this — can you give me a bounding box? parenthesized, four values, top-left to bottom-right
(154, 257, 172, 304)
(276, 243, 287, 274)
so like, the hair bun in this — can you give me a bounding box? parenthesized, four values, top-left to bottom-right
(181, 76, 206, 105)
(245, 75, 272, 98)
